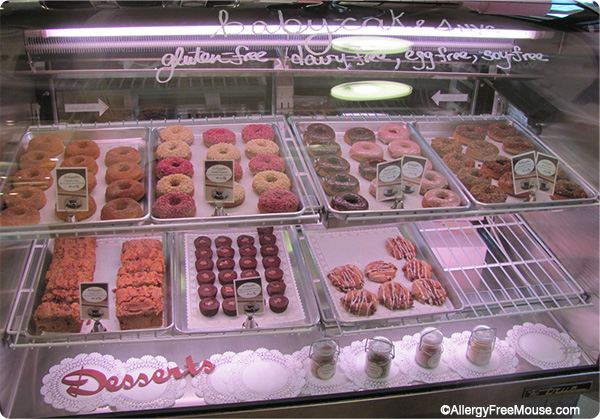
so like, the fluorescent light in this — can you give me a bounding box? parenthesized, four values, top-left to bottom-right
(332, 36, 413, 54)
(331, 81, 412, 101)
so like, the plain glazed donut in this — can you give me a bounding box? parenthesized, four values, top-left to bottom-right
(306, 142, 342, 158)
(419, 170, 448, 195)
(314, 155, 350, 177)
(322, 173, 360, 196)
(64, 140, 100, 159)
(258, 188, 299, 213)
(442, 152, 475, 174)
(498, 171, 529, 198)
(55, 196, 97, 221)
(340, 289, 378, 316)
(106, 162, 143, 184)
(388, 139, 421, 159)
(0, 205, 40, 226)
(358, 158, 386, 181)
(160, 125, 194, 145)
(465, 141, 499, 161)
(156, 174, 194, 197)
(330, 192, 369, 211)
(422, 188, 461, 208)
(453, 124, 486, 144)
(349, 141, 384, 162)
(242, 124, 275, 142)
(19, 150, 56, 170)
(344, 127, 375, 145)
(61, 155, 99, 175)
(487, 122, 519, 142)
(551, 179, 587, 200)
(27, 134, 64, 157)
(502, 135, 535, 155)
(378, 123, 410, 144)
(304, 123, 335, 144)
(105, 146, 141, 166)
(156, 140, 191, 160)
(206, 143, 241, 162)
(481, 156, 512, 180)
(431, 137, 463, 156)
(252, 170, 291, 195)
(245, 139, 279, 160)
(152, 192, 196, 218)
(457, 167, 491, 190)
(105, 179, 146, 201)
(13, 167, 53, 190)
(5, 186, 46, 210)
(248, 153, 286, 174)
(470, 183, 508, 203)
(202, 127, 236, 147)
(100, 198, 144, 220)
(155, 157, 194, 179)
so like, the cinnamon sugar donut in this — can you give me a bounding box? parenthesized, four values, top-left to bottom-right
(340, 289, 378, 316)
(386, 236, 417, 260)
(87, 173, 97, 191)
(378, 282, 413, 310)
(202, 127, 236, 147)
(502, 135, 535, 155)
(431, 136, 463, 156)
(442, 152, 475, 174)
(344, 127, 375, 145)
(206, 143, 241, 162)
(100, 198, 144, 220)
(365, 260, 397, 283)
(105, 179, 145, 201)
(242, 124, 275, 142)
(106, 162, 143, 184)
(349, 141, 384, 162)
(55, 196, 97, 222)
(402, 258, 432, 281)
(327, 264, 364, 292)
(453, 124, 486, 144)
(160, 125, 194, 145)
(64, 140, 100, 159)
(156, 174, 194, 197)
(411, 278, 447, 306)
(257, 188, 299, 213)
(470, 183, 508, 203)
(27, 134, 64, 157)
(419, 170, 448, 195)
(245, 139, 279, 159)
(481, 156, 512, 180)
(5, 186, 46, 210)
(422, 188, 461, 208)
(457, 167, 491, 190)
(487, 122, 519, 142)
(19, 150, 56, 170)
(13, 167, 53, 190)
(0, 205, 40, 226)
(61, 155, 98, 175)
(388, 139, 421, 159)
(497, 171, 528, 198)
(252, 170, 291, 195)
(465, 141, 499, 161)
(105, 146, 141, 166)
(378, 123, 410, 145)
(156, 140, 191, 160)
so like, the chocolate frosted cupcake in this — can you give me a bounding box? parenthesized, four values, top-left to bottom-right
(269, 295, 289, 313)
(199, 298, 220, 317)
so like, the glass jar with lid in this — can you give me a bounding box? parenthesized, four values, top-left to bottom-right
(414, 327, 444, 369)
(309, 338, 339, 380)
(466, 325, 496, 366)
(365, 336, 394, 379)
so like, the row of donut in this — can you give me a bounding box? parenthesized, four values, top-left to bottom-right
(430, 122, 587, 203)
(150, 124, 300, 219)
(327, 235, 447, 317)
(302, 122, 462, 211)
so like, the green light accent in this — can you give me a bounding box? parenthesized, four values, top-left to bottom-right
(331, 81, 412, 101)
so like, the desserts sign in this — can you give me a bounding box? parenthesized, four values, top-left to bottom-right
(156, 9, 549, 83)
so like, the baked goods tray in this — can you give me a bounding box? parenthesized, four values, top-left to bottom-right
(411, 115, 599, 211)
(149, 116, 320, 227)
(0, 127, 151, 236)
(289, 116, 471, 226)
(172, 226, 320, 335)
(6, 233, 174, 347)
(301, 223, 464, 328)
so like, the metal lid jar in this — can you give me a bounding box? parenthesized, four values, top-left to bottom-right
(365, 336, 394, 379)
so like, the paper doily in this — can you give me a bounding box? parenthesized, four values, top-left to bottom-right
(105, 355, 187, 411)
(506, 322, 582, 369)
(40, 353, 123, 413)
(339, 340, 410, 390)
(192, 351, 239, 405)
(229, 348, 306, 402)
(395, 334, 461, 383)
(292, 346, 358, 395)
(446, 331, 518, 379)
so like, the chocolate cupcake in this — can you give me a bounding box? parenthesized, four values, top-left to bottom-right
(195, 258, 214, 271)
(194, 236, 212, 249)
(199, 298, 220, 317)
(265, 267, 284, 282)
(218, 269, 238, 285)
(257, 226, 274, 235)
(267, 281, 286, 296)
(222, 298, 237, 316)
(217, 246, 235, 258)
(239, 256, 258, 270)
(259, 234, 277, 246)
(196, 270, 216, 285)
(237, 235, 255, 247)
(260, 244, 279, 257)
(269, 295, 289, 313)
(195, 247, 213, 260)
(239, 245, 257, 257)
(215, 235, 233, 248)
(221, 284, 235, 299)
(262, 256, 281, 269)
(240, 269, 260, 279)
(216, 257, 235, 271)
(197, 284, 218, 299)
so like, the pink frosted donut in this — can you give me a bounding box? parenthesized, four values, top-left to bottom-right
(234, 161, 243, 181)
(257, 188, 299, 213)
(152, 192, 196, 218)
(242, 124, 275, 142)
(422, 188, 461, 208)
(419, 170, 448, 195)
(349, 141, 384, 162)
(248, 154, 286, 174)
(388, 139, 421, 159)
(378, 123, 410, 144)
(160, 125, 194, 145)
(202, 128, 236, 147)
(156, 157, 194, 179)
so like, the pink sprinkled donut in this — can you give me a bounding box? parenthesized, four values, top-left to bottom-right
(152, 192, 196, 218)
(378, 123, 410, 144)
(202, 128, 236, 147)
(248, 153, 286, 174)
(234, 161, 243, 181)
(242, 124, 275, 142)
(349, 141, 384, 162)
(257, 188, 299, 213)
(156, 157, 194, 179)
(388, 139, 421, 159)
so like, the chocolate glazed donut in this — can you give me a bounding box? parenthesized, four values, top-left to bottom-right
(344, 127, 376, 145)
(331, 193, 369, 211)
(304, 123, 336, 144)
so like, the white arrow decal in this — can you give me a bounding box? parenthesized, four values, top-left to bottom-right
(64, 99, 109, 116)
(431, 90, 469, 106)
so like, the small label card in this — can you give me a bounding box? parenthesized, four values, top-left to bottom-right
(204, 160, 235, 204)
(401, 155, 428, 195)
(55, 167, 89, 212)
(234, 276, 265, 316)
(536, 152, 560, 195)
(511, 151, 537, 196)
(375, 159, 403, 201)
(79, 282, 109, 320)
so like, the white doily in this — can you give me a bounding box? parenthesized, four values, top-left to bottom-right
(291, 346, 358, 396)
(191, 351, 239, 405)
(446, 331, 518, 379)
(229, 348, 306, 402)
(339, 340, 410, 390)
(506, 323, 582, 369)
(395, 334, 461, 384)
(105, 355, 187, 412)
(40, 353, 123, 413)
